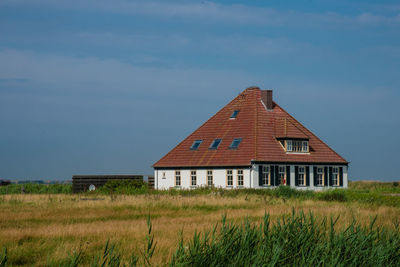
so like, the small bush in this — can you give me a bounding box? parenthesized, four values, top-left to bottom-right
(99, 180, 148, 195)
(273, 185, 314, 199)
(318, 189, 348, 202)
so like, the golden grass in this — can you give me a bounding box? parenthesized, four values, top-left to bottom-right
(0, 194, 399, 266)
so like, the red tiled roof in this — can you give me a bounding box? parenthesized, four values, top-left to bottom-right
(153, 88, 347, 168)
(275, 117, 309, 139)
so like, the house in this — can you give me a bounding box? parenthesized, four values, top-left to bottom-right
(153, 87, 348, 190)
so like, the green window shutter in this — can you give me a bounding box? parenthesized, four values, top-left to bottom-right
(313, 166, 317, 186)
(339, 167, 343, 187)
(259, 165, 263, 186)
(329, 167, 333, 186)
(275, 165, 279, 186)
(286, 166, 291, 186)
(306, 166, 310, 186)
(324, 167, 328, 186)
(271, 166, 275, 186)
(295, 166, 299, 186)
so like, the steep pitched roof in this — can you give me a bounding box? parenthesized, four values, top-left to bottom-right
(153, 87, 347, 168)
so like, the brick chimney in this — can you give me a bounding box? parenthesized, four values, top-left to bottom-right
(261, 90, 273, 110)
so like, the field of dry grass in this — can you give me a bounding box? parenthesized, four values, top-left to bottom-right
(1, 191, 399, 266)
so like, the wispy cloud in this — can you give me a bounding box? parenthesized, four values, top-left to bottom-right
(0, 49, 254, 97)
(2, 0, 400, 28)
(73, 32, 310, 57)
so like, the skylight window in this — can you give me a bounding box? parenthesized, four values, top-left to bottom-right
(190, 140, 202, 150)
(229, 138, 242, 149)
(209, 139, 222, 150)
(230, 110, 239, 119)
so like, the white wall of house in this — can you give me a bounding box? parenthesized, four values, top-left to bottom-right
(155, 164, 347, 190)
(154, 168, 250, 190)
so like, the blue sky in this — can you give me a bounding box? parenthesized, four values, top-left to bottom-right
(0, 0, 399, 181)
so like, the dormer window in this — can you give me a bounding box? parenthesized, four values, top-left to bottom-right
(190, 140, 202, 150)
(209, 139, 222, 149)
(230, 110, 239, 119)
(280, 139, 309, 153)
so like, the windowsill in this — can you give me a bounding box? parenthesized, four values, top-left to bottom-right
(190, 185, 197, 188)
(237, 185, 244, 188)
(226, 185, 233, 188)
(174, 186, 181, 189)
(285, 152, 310, 155)
(296, 185, 307, 187)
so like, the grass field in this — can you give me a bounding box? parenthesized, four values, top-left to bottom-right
(0, 181, 399, 266)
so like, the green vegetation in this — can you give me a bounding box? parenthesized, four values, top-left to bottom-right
(0, 183, 71, 194)
(98, 180, 149, 195)
(1, 180, 400, 207)
(1, 212, 399, 266)
(1, 189, 399, 266)
(0, 248, 7, 267)
(96, 180, 400, 207)
(171, 212, 400, 266)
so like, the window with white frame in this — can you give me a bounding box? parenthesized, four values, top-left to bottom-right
(262, 166, 270, 186)
(286, 140, 293, 151)
(175, 171, 181, 186)
(279, 166, 286, 185)
(227, 170, 233, 186)
(207, 170, 213, 186)
(302, 141, 309, 152)
(237, 170, 244, 186)
(298, 167, 305, 186)
(285, 140, 308, 153)
(191, 170, 197, 186)
(316, 167, 324, 186)
(332, 167, 339, 186)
